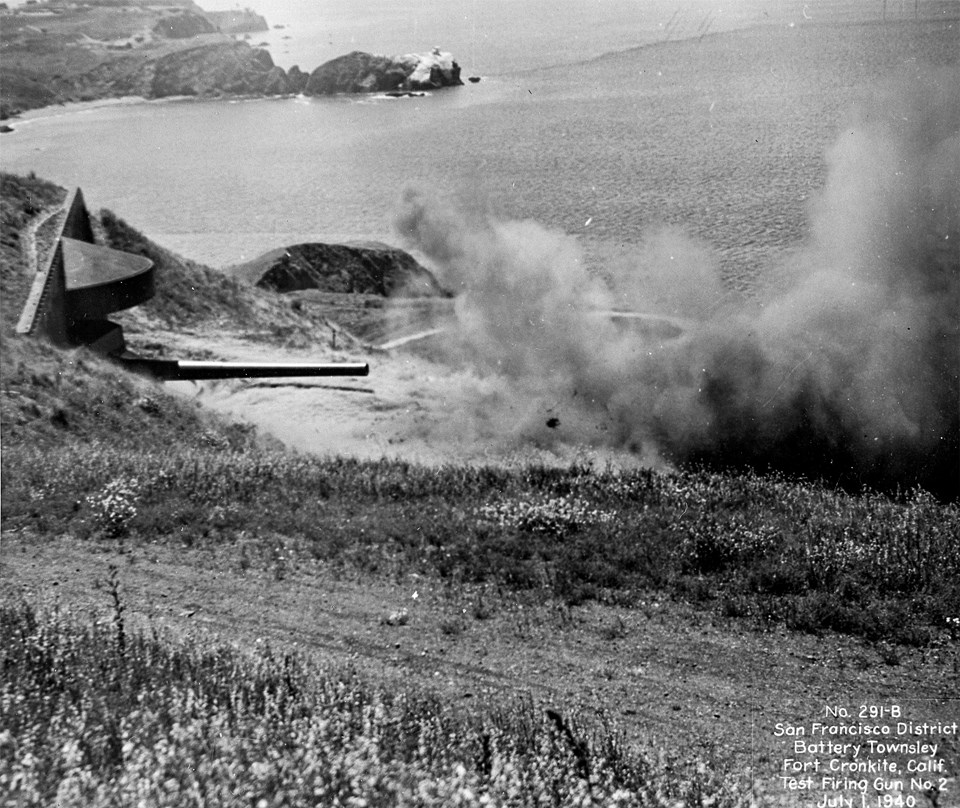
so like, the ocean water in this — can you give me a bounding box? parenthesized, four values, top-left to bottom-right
(1, 6, 957, 287)
(197, 0, 898, 74)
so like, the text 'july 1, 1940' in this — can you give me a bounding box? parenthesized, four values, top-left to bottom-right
(769, 701, 958, 807)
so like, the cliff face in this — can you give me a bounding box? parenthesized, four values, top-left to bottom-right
(0, 71, 58, 120)
(304, 49, 463, 95)
(52, 42, 290, 102)
(147, 43, 283, 97)
(152, 11, 217, 40)
(233, 243, 448, 298)
(203, 10, 270, 35)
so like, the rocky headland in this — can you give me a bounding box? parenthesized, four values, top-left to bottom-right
(0, 1, 464, 120)
(40, 41, 292, 105)
(203, 9, 270, 36)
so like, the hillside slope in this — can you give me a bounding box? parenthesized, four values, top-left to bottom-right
(0, 172, 375, 451)
(0, 174, 264, 452)
(228, 241, 448, 297)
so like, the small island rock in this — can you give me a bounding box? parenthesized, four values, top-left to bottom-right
(304, 48, 463, 95)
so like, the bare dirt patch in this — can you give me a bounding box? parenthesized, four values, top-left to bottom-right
(144, 319, 656, 469)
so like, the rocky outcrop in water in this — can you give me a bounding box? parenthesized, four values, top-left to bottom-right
(204, 9, 270, 35)
(232, 242, 448, 298)
(150, 42, 279, 96)
(286, 65, 310, 94)
(153, 11, 217, 40)
(304, 49, 463, 95)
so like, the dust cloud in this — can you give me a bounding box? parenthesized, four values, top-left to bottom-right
(395, 67, 959, 497)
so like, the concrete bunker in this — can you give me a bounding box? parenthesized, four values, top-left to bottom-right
(16, 189, 369, 381)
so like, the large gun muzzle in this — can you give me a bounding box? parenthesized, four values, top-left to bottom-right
(120, 357, 370, 382)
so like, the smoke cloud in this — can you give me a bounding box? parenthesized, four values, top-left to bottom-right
(395, 67, 959, 497)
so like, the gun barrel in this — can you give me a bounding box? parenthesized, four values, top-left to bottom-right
(121, 357, 370, 381)
(175, 361, 370, 381)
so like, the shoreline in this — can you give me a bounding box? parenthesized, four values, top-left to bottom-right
(0, 91, 305, 128)
(7, 13, 955, 122)
(3, 14, 956, 271)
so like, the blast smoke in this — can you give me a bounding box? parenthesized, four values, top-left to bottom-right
(395, 67, 959, 497)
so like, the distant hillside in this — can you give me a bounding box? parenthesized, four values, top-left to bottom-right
(204, 9, 269, 35)
(0, 3, 465, 118)
(0, 1, 282, 118)
(1, 39, 290, 119)
(152, 10, 216, 40)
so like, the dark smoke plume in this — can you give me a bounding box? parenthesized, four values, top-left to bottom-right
(395, 68, 959, 498)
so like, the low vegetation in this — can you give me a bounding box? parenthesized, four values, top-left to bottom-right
(0, 597, 762, 807)
(99, 209, 259, 328)
(4, 443, 958, 649)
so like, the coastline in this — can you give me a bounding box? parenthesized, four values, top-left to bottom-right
(4, 10, 957, 122)
(3, 14, 956, 272)
(0, 91, 304, 128)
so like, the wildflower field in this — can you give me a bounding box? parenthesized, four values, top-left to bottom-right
(4, 442, 959, 648)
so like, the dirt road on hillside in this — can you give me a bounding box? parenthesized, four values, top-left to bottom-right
(5, 533, 958, 804)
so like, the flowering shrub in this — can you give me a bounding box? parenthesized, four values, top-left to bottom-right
(85, 477, 139, 538)
(477, 496, 616, 537)
(675, 512, 779, 574)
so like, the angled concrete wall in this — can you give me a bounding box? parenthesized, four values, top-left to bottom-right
(17, 188, 154, 349)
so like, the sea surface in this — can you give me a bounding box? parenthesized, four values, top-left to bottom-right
(1, 3, 957, 285)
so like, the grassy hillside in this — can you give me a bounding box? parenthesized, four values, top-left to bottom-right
(4, 171, 959, 643)
(2, 172, 958, 805)
(0, 174, 284, 454)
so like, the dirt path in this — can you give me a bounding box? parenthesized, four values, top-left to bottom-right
(14, 200, 68, 336)
(20, 201, 66, 275)
(3, 531, 958, 800)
